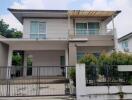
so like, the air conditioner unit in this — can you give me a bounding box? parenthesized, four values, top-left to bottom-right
(124, 48, 129, 52)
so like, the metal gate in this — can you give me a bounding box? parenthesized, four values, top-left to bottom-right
(0, 66, 73, 97)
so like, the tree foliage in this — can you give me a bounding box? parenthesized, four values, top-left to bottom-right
(79, 54, 98, 65)
(12, 53, 23, 66)
(0, 19, 22, 38)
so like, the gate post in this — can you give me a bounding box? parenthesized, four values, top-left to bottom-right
(76, 64, 86, 100)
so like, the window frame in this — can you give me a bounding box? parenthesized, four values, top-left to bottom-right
(30, 21, 47, 39)
(122, 40, 128, 49)
(75, 21, 100, 35)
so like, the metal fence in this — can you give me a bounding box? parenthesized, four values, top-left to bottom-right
(0, 66, 74, 97)
(86, 65, 132, 86)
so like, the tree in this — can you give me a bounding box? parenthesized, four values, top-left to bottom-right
(79, 54, 98, 65)
(12, 31, 23, 38)
(0, 19, 9, 36)
(0, 19, 23, 38)
(12, 53, 22, 66)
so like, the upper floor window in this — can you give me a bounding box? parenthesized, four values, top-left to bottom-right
(122, 40, 128, 49)
(30, 21, 46, 39)
(76, 22, 100, 35)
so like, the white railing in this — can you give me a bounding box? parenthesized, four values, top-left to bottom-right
(69, 29, 114, 36)
(30, 34, 46, 39)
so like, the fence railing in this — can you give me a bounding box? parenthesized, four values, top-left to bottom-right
(0, 66, 74, 97)
(85, 65, 132, 86)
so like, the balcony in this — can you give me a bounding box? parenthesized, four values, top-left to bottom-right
(68, 29, 115, 46)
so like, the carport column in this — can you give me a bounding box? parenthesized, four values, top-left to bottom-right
(65, 48, 69, 78)
(23, 51, 27, 77)
(69, 43, 77, 66)
(7, 46, 13, 79)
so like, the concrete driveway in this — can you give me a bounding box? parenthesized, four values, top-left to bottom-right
(0, 96, 75, 100)
(0, 84, 65, 96)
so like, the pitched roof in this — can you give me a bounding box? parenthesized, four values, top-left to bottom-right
(118, 32, 132, 42)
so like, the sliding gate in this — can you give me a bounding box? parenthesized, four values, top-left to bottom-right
(0, 66, 73, 97)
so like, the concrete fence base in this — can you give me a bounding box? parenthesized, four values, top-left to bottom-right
(76, 64, 132, 100)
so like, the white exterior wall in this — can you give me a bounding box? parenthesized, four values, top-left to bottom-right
(76, 64, 132, 100)
(24, 50, 65, 76)
(25, 50, 65, 66)
(23, 18, 68, 39)
(129, 38, 132, 52)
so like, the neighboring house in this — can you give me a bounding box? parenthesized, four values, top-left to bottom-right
(118, 32, 132, 53)
(0, 9, 120, 77)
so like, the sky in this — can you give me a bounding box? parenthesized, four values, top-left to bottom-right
(0, 0, 132, 38)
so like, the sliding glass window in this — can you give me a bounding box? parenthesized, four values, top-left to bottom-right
(76, 22, 100, 35)
(30, 21, 46, 39)
(76, 23, 87, 35)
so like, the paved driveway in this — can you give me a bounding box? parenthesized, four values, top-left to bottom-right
(0, 84, 65, 96)
(0, 96, 75, 100)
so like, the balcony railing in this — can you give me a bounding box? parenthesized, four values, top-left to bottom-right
(30, 34, 46, 39)
(69, 29, 114, 36)
(22, 29, 113, 40)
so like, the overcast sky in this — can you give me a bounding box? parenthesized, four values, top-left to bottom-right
(0, 0, 132, 38)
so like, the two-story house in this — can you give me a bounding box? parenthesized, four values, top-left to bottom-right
(0, 9, 120, 77)
(118, 32, 132, 53)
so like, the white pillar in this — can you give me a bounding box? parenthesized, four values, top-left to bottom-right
(7, 47, 13, 79)
(113, 28, 118, 52)
(76, 64, 86, 100)
(7, 47, 13, 66)
(65, 48, 69, 78)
